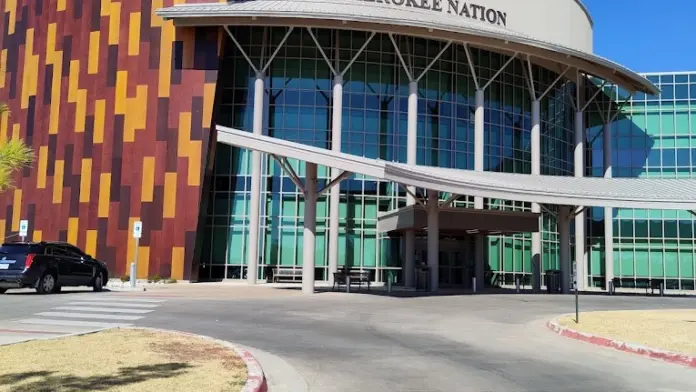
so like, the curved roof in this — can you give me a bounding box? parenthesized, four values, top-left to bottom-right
(156, 1, 658, 95)
(217, 126, 696, 211)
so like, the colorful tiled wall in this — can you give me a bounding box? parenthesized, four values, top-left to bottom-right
(0, 0, 223, 280)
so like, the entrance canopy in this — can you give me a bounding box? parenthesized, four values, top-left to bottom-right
(217, 125, 696, 211)
(378, 205, 540, 235)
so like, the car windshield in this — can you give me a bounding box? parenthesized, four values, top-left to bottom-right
(0, 244, 34, 255)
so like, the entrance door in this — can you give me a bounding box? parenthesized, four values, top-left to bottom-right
(414, 238, 470, 287)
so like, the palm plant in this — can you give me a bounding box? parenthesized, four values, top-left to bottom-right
(0, 103, 34, 192)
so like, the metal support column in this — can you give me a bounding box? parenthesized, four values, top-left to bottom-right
(559, 207, 571, 294)
(603, 122, 614, 289)
(574, 107, 586, 291)
(531, 99, 542, 291)
(328, 74, 343, 285)
(427, 189, 439, 292)
(247, 71, 265, 285)
(474, 89, 486, 290)
(404, 81, 418, 288)
(302, 163, 318, 294)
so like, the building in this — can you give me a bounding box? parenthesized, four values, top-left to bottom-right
(1, 0, 694, 292)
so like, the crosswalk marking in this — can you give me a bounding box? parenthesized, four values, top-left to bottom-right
(67, 301, 160, 308)
(18, 318, 133, 329)
(53, 306, 153, 314)
(35, 312, 143, 321)
(94, 297, 166, 304)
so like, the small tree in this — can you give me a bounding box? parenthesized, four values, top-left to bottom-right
(0, 103, 34, 192)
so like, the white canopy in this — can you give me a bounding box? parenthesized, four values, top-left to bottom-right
(216, 125, 696, 211)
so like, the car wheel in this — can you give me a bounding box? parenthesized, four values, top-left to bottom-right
(37, 272, 57, 294)
(0, 288, 7, 294)
(93, 272, 103, 292)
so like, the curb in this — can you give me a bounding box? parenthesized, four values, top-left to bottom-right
(546, 316, 696, 369)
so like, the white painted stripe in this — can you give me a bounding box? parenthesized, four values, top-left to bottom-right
(98, 297, 166, 303)
(68, 301, 160, 308)
(53, 306, 153, 314)
(18, 318, 132, 328)
(35, 312, 143, 321)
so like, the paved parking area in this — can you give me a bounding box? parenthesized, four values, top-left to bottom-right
(3, 287, 696, 391)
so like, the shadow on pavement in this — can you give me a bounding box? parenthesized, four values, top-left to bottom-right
(0, 363, 191, 391)
(274, 285, 696, 299)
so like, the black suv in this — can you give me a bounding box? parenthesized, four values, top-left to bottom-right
(0, 241, 109, 294)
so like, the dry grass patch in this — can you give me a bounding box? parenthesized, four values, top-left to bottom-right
(0, 328, 247, 392)
(559, 310, 696, 355)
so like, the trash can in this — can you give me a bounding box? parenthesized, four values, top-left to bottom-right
(545, 269, 561, 293)
(415, 266, 430, 292)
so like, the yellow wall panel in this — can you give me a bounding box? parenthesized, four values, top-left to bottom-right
(0, 220, 6, 244)
(53, 160, 64, 204)
(88, 31, 101, 74)
(128, 12, 141, 56)
(67, 217, 78, 245)
(100, 0, 111, 16)
(158, 21, 174, 97)
(108, 2, 121, 45)
(68, 60, 80, 101)
(57, 0, 66, 11)
(187, 141, 202, 186)
(75, 89, 87, 132)
(33, 230, 42, 242)
(141, 157, 155, 202)
(98, 173, 111, 218)
(11, 189, 21, 231)
(163, 172, 177, 218)
(21, 29, 39, 109)
(0, 49, 7, 89)
(86, 230, 98, 257)
(136, 247, 150, 278)
(171, 247, 185, 280)
(0, 109, 7, 143)
(202, 83, 216, 128)
(114, 71, 128, 114)
(94, 100, 106, 143)
(11, 124, 19, 140)
(36, 146, 48, 189)
(124, 85, 148, 142)
(5, 0, 16, 35)
(150, 0, 163, 27)
(80, 159, 92, 203)
(46, 24, 63, 135)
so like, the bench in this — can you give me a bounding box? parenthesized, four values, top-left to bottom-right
(610, 277, 664, 296)
(332, 268, 372, 292)
(269, 266, 303, 283)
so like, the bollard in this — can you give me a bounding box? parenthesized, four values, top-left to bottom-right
(346, 275, 351, 293)
(472, 277, 477, 293)
(130, 262, 136, 288)
(660, 282, 664, 297)
(516, 277, 520, 293)
(387, 272, 393, 294)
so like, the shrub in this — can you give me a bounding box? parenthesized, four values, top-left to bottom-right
(120, 275, 130, 283)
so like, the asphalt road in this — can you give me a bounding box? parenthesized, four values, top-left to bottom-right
(3, 288, 696, 392)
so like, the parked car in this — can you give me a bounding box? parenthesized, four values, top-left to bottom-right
(0, 241, 109, 294)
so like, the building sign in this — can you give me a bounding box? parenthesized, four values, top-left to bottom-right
(357, 0, 507, 27)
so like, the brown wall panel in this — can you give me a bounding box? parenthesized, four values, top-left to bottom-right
(0, 0, 223, 280)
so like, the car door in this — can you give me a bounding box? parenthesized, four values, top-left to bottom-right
(49, 246, 76, 285)
(65, 246, 95, 285)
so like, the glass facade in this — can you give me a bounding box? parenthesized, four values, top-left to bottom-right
(586, 72, 696, 290)
(198, 26, 576, 284)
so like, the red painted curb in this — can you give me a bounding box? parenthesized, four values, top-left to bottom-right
(546, 318, 696, 369)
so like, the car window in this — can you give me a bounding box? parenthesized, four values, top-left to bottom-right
(51, 247, 70, 257)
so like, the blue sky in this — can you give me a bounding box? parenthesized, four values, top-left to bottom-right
(584, 0, 696, 73)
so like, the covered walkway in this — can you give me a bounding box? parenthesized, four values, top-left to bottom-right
(217, 125, 696, 294)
